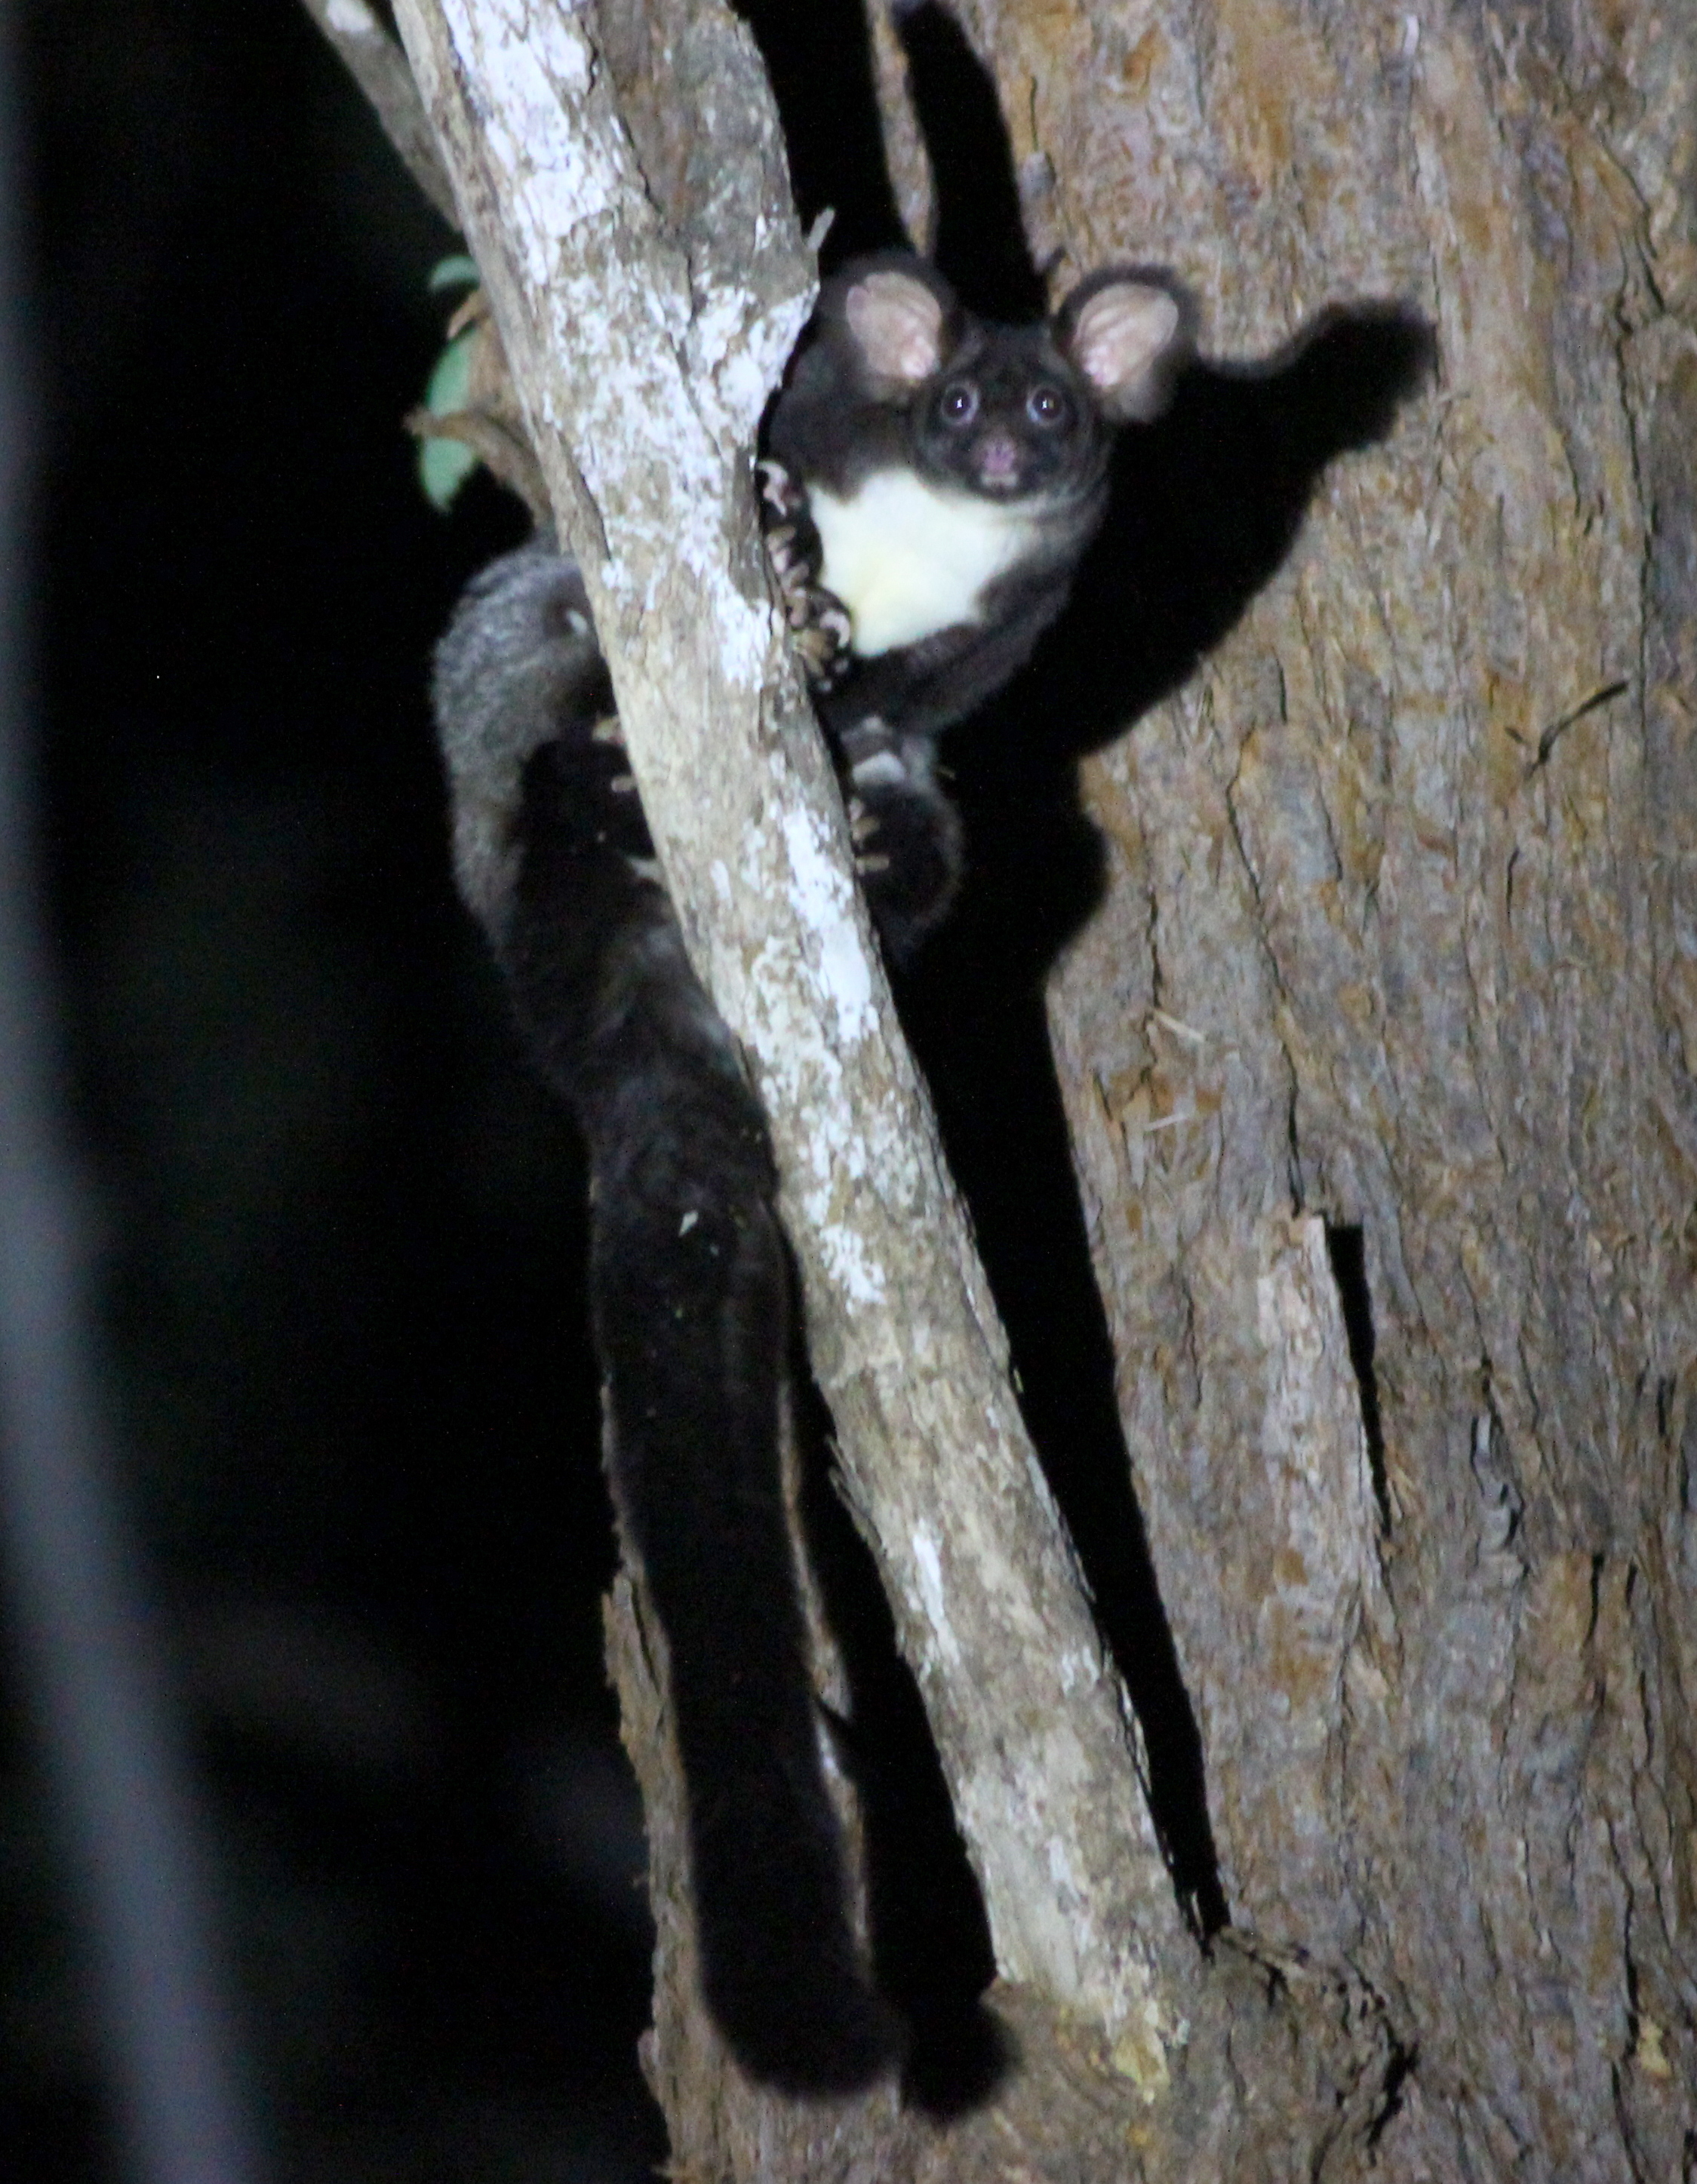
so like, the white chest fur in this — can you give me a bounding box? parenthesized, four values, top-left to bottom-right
(809, 469, 1048, 659)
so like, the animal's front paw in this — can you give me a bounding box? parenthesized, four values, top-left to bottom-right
(760, 461, 853, 687)
(790, 594, 853, 684)
(757, 456, 807, 524)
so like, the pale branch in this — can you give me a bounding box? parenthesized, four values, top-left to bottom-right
(294, 0, 458, 226)
(390, 0, 1194, 2077)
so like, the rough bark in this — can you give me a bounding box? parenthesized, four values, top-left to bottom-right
(386, 0, 1207, 2170)
(949, 0, 1697, 2175)
(337, 0, 1697, 2173)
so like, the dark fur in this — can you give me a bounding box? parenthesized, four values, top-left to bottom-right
(764, 253, 1185, 944)
(768, 254, 1185, 739)
(429, 256, 1182, 2098)
(434, 545, 895, 2093)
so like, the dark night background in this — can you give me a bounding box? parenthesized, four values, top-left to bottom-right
(9, 4, 995, 2169)
(8, 4, 665, 2176)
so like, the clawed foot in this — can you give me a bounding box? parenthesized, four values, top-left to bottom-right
(845, 797, 891, 875)
(759, 460, 852, 687)
(837, 728, 964, 960)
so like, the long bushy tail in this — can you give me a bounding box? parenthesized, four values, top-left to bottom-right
(432, 544, 896, 2093)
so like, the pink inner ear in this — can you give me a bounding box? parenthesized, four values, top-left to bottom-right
(1074, 284, 1181, 395)
(846, 272, 946, 383)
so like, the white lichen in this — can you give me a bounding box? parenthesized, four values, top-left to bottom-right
(912, 1525, 961, 1666)
(779, 806, 876, 1043)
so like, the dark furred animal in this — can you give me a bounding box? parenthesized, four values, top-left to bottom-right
(765, 253, 1184, 951)
(429, 256, 1184, 2096)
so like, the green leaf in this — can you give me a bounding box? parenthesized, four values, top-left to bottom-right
(419, 434, 480, 511)
(416, 326, 485, 510)
(428, 253, 481, 294)
(423, 325, 478, 419)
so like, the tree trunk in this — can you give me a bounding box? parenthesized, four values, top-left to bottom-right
(990, 0, 1697, 2174)
(363, 0, 1697, 2173)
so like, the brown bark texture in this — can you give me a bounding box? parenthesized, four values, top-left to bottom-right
(959, 0, 1697, 2176)
(390, 0, 1191, 2121)
(367, 0, 1697, 2174)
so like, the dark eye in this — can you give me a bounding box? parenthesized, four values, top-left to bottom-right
(939, 381, 979, 427)
(1027, 382, 1069, 427)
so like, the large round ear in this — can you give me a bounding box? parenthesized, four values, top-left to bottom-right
(843, 266, 949, 388)
(1059, 273, 1188, 421)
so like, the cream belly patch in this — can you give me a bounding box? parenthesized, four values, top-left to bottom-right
(810, 468, 1053, 658)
